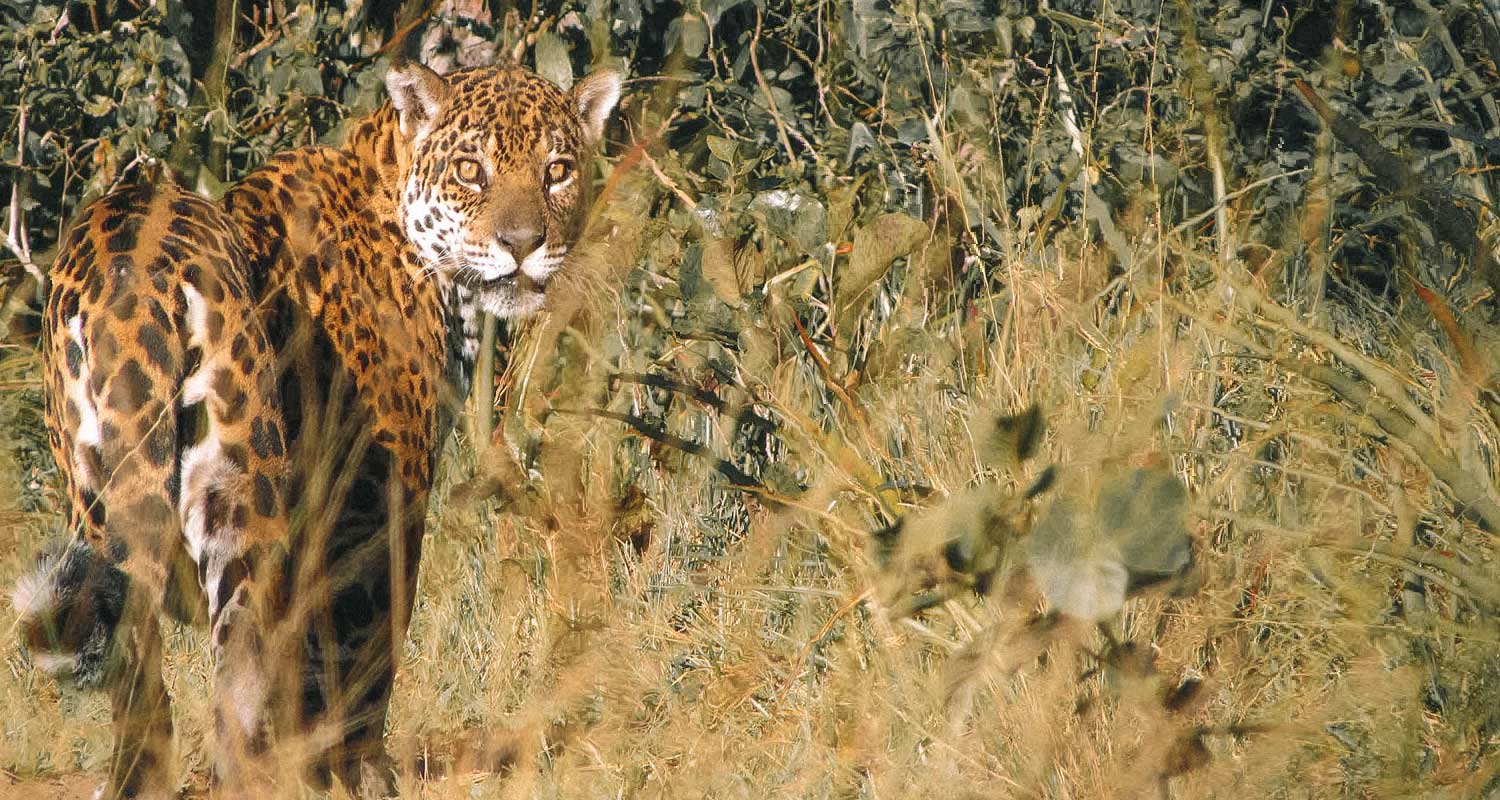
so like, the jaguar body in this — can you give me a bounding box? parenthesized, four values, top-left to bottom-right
(14, 60, 620, 797)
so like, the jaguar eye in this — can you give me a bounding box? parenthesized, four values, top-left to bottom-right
(546, 159, 573, 185)
(453, 158, 483, 187)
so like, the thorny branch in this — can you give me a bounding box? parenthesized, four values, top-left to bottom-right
(750, 7, 797, 166)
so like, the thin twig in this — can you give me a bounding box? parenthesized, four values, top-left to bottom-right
(1176, 1, 1233, 262)
(638, 149, 697, 211)
(1052, 64, 1132, 272)
(230, 9, 298, 69)
(48, 8, 69, 43)
(1164, 168, 1310, 240)
(508, 15, 555, 63)
(610, 372, 726, 411)
(749, 7, 797, 165)
(559, 406, 767, 492)
(5, 104, 42, 283)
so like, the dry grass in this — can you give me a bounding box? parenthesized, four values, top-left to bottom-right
(8, 203, 1497, 797)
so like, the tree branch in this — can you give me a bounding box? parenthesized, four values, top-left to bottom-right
(1292, 79, 1495, 288)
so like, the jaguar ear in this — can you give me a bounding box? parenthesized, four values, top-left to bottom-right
(385, 60, 450, 143)
(571, 69, 622, 146)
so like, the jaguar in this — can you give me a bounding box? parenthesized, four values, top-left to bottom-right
(14, 60, 621, 797)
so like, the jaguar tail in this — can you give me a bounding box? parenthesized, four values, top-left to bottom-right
(11, 537, 128, 688)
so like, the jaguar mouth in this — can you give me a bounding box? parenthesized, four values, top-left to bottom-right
(454, 268, 546, 295)
(482, 272, 545, 294)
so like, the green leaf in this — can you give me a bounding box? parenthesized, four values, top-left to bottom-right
(1102, 468, 1191, 582)
(840, 213, 928, 303)
(706, 135, 739, 166)
(270, 62, 292, 93)
(83, 95, 114, 116)
(748, 189, 827, 255)
(535, 32, 573, 90)
(298, 67, 324, 97)
(848, 121, 876, 162)
(680, 15, 708, 58)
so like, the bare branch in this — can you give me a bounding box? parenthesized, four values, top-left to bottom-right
(4, 104, 42, 283)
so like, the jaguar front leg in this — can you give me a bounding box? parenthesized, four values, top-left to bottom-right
(292, 450, 423, 798)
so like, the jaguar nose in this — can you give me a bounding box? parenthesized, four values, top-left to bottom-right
(497, 226, 544, 261)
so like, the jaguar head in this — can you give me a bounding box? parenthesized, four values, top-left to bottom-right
(385, 61, 621, 317)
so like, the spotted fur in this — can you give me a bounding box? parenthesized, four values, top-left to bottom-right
(22, 179, 288, 799)
(16, 62, 620, 797)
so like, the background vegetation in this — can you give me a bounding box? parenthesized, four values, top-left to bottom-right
(3, 0, 1500, 796)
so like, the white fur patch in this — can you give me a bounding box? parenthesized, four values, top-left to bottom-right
(216, 611, 268, 737)
(66, 316, 102, 490)
(228, 666, 267, 737)
(479, 290, 545, 319)
(178, 439, 252, 620)
(447, 284, 480, 362)
(182, 364, 213, 406)
(178, 441, 241, 562)
(31, 652, 81, 676)
(11, 566, 59, 619)
(181, 283, 210, 348)
(180, 284, 214, 406)
(460, 241, 520, 279)
(520, 245, 564, 282)
(401, 180, 466, 270)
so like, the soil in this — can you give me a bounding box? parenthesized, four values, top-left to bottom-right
(0, 773, 100, 800)
(0, 772, 214, 800)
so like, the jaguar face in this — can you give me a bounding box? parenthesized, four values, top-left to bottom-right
(386, 62, 621, 317)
